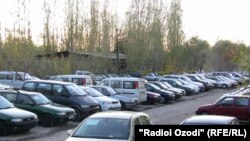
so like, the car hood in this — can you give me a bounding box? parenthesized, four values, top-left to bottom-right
(0, 107, 36, 118)
(39, 104, 74, 112)
(66, 137, 126, 141)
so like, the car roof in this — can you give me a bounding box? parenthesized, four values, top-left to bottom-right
(55, 75, 91, 78)
(181, 115, 237, 125)
(88, 111, 149, 119)
(24, 80, 74, 85)
(0, 89, 42, 95)
(103, 77, 145, 81)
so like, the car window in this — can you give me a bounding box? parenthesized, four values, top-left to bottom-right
(134, 118, 141, 125)
(99, 80, 109, 86)
(5, 93, 17, 103)
(123, 81, 134, 89)
(111, 80, 122, 89)
(217, 97, 234, 106)
(6, 74, 14, 80)
(139, 116, 150, 125)
(235, 97, 249, 107)
(37, 83, 52, 95)
(23, 82, 36, 91)
(52, 85, 65, 96)
(0, 74, 5, 79)
(72, 118, 130, 140)
(17, 94, 33, 105)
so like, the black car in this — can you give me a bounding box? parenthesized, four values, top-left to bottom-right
(0, 90, 75, 127)
(0, 96, 38, 136)
(145, 83, 175, 103)
(149, 81, 182, 100)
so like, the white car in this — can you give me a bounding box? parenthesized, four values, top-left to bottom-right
(66, 111, 152, 141)
(82, 87, 121, 111)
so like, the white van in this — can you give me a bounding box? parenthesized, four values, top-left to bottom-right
(0, 71, 33, 89)
(51, 75, 93, 86)
(98, 77, 147, 103)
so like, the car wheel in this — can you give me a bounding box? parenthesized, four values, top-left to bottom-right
(72, 108, 81, 122)
(120, 101, 126, 110)
(159, 97, 166, 104)
(155, 78, 159, 81)
(40, 115, 54, 127)
(222, 84, 227, 89)
(0, 121, 7, 136)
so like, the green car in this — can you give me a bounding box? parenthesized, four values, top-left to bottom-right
(0, 96, 38, 136)
(0, 90, 75, 127)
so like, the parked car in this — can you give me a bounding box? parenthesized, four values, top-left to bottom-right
(0, 71, 33, 89)
(66, 111, 151, 141)
(196, 95, 250, 123)
(148, 81, 182, 99)
(50, 75, 93, 86)
(21, 80, 99, 121)
(145, 83, 175, 103)
(0, 90, 75, 127)
(180, 115, 239, 125)
(146, 91, 163, 104)
(91, 85, 139, 110)
(144, 73, 160, 81)
(159, 78, 198, 95)
(0, 96, 38, 136)
(0, 83, 13, 89)
(81, 87, 121, 111)
(98, 77, 147, 103)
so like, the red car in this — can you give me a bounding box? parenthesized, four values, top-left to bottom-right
(196, 95, 250, 122)
(146, 91, 164, 104)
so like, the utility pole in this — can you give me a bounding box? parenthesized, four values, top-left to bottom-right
(116, 29, 120, 76)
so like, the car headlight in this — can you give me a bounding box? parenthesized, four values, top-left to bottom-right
(11, 119, 23, 123)
(81, 105, 90, 108)
(102, 101, 112, 105)
(57, 112, 67, 116)
(34, 115, 38, 119)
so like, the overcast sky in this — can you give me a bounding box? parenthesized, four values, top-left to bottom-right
(0, 0, 249, 46)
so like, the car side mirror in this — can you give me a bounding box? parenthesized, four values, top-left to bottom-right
(67, 130, 73, 136)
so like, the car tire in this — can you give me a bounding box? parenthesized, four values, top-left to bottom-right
(120, 101, 126, 110)
(72, 108, 81, 122)
(159, 97, 166, 104)
(99, 105, 103, 112)
(40, 114, 54, 127)
(222, 84, 227, 89)
(0, 121, 7, 136)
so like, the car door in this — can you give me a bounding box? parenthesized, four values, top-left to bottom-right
(16, 94, 38, 114)
(231, 97, 250, 120)
(51, 84, 70, 106)
(212, 97, 234, 116)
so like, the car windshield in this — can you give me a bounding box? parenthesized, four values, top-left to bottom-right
(72, 118, 130, 140)
(0, 96, 14, 109)
(177, 79, 188, 85)
(161, 82, 172, 88)
(66, 84, 87, 96)
(30, 94, 51, 105)
(18, 72, 33, 80)
(83, 88, 103, 97)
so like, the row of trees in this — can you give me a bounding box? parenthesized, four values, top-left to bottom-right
(0, 0, 249, 78)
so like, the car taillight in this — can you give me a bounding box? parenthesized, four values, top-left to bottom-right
(134, 81, 139, 89)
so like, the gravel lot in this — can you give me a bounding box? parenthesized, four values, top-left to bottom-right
(0, 87, 239, 141)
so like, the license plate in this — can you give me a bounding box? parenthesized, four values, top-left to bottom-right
(69, 115, 74, 119)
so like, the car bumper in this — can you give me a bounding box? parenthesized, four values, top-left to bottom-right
(8, 119, 39, 132)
